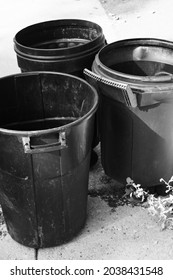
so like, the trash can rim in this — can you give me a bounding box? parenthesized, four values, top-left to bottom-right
(96, 37, 173, 83)
(13, 18, 104, 57)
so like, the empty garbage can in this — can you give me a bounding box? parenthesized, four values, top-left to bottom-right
(13, 19, 106, 164)
(84, 38, 173, 187)
(0, 71, 98, 248)
(13, 19, 106, 77)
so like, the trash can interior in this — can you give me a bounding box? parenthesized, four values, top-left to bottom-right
(0, 72, 96, 132)
(99, 39, 173, 78)
(14, 19, 103, 50)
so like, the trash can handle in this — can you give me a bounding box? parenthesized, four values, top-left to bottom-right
(83, 68, 137, 107)
(148, 71, 173, 82)
(22, 131, 67, 154)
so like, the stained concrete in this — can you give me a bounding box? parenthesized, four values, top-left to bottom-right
(0, 232, 36, 260)
(101, 0, 173, 41)
(37, 146, 173, 260)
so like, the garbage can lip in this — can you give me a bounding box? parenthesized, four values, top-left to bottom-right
(13, 18, 104, 59)
(96, 37, 173, 83)
(0, 71, 99, 136)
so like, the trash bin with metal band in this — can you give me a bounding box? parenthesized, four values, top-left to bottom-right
(84, 38, 173, 189)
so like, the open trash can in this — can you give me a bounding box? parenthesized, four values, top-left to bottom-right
(13, 19, 106, 77)
(0, 71, 98, 248)
(84, 38, 173, 188)
(13, 19, 106, 164)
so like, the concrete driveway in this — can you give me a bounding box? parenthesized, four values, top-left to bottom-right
(1, 0, 173, 260)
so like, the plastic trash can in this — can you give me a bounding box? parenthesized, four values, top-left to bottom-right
(13, 19, 106, 78)
(14, 19, 106, 165)
(0, 71, 98, 248)
(84, 38, 173, 188)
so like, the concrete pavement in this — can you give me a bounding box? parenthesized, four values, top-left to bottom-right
(1, 0, 173, 260)
(102, 0, 173, 42)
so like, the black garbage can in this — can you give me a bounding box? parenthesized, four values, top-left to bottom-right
(84, 38, 173, 188)
(13, 19, 106, 164)
(0, 71, 98, 248)
(13, 19, 106, 78)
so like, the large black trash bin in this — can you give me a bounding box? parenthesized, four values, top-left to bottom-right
(13, 19, 106, 78)
(0, 71, 98, 248)
(84, 38, 173, 188)
(13, 19, 106, 162)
